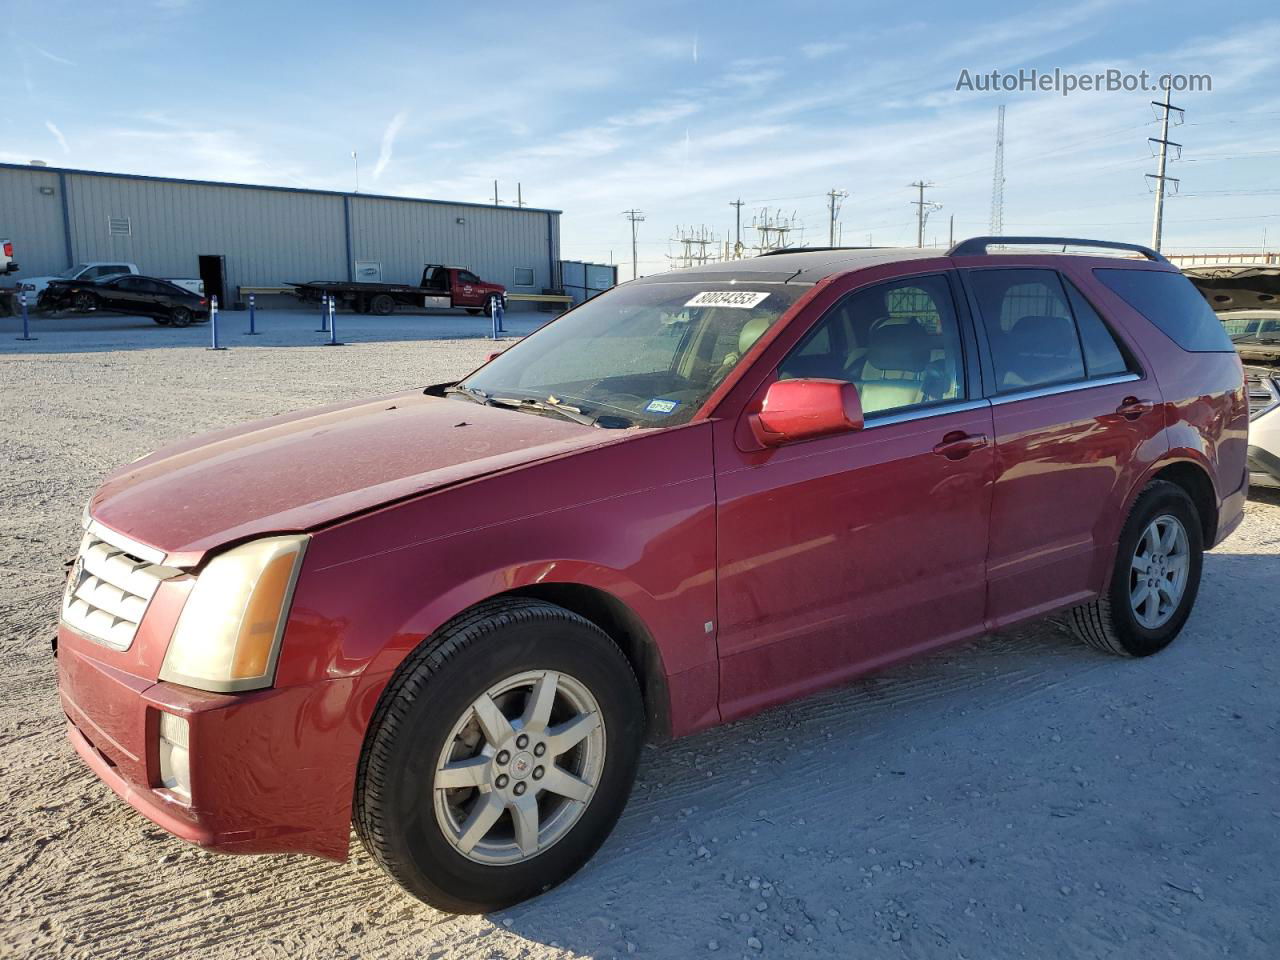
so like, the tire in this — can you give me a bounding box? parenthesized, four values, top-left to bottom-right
(72, 291, 97, 314)
(370, 294, 395, 316)
(1066, 480, 1203, 657)
(170, 306, 193, 327)
(484, 295, 503, 318)
(466, 308, 482, 316)
(355, 598, 644, 913)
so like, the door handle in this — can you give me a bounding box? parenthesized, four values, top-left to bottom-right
(933, 431, 988, 460)
(1115, 396, 1154, 420)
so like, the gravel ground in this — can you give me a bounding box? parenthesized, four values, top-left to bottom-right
(2, 310, 1278, 960)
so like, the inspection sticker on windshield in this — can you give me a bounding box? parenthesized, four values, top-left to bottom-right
(645, 398, 680, 415)
(684, 290, 770, 309)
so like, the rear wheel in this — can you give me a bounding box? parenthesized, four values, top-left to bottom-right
(72, 291, 97, 314)
(170, 306, 193, 327)
(1066, 480, 1203, 657)
(370, 294, 395, 316)
(355, 598, 644, 913)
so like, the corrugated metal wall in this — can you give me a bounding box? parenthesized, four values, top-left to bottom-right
(1, 164, 560, 299)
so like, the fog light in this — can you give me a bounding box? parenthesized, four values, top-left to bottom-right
(158, 712, 191, 800)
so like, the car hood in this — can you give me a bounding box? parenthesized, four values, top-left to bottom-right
(89, 390, 611, 565)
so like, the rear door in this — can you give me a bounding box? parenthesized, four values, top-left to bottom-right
(961, 267, 1166, 628)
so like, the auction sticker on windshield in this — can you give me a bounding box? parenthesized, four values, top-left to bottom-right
(684, 291, 770, 309)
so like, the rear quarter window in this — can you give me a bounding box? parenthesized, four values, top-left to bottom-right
(1094, 268, 1234, 352)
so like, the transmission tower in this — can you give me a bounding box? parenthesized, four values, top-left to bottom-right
(990, 105, 1006, 235)
(668, 225, 718, 269)
(622, 209, 646, 280)
(752, 208, 797, 254)
(1147, 84, 1183, 253)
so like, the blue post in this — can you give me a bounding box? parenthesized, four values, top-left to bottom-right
(207, 295, 227, 350)
(316, 293, 330, 333)
(15, 291, 37, 341)
(495, 296, 506, 334)
(245, 294, 258, 335)
(490, 300, 499, 340)
(323, 294, 345, 346)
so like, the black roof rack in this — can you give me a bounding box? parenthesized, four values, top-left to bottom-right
(948, 236, 1169, 264)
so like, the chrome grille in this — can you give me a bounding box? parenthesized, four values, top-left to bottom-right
(1247, 374, 1279, 420)
(61, 525, 182, 650)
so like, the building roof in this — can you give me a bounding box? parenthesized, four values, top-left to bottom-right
(0, 161, 562, 215)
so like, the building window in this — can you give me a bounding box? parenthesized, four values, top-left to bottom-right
(514, 267, 535, 287)
(108, 216, 132, 237)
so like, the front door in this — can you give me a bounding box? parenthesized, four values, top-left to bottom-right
(961, 267, 1166, 627)
(713, 271, 995, 721)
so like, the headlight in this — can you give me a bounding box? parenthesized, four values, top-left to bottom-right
(160, 535, 309, 693)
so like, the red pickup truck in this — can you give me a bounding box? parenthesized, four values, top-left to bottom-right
(289, 264, 507, 317)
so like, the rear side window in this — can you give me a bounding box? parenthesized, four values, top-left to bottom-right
(1094, 269, 1234, 352)
(969, 269, 1085, 391)
(1063, 280, 1132, 378)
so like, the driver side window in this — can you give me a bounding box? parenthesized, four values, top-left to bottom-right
(778, 274, 965, 417)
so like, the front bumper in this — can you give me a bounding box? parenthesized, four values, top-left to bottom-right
(1248, 443, 1280, 486)
(57, 624, 357, 861)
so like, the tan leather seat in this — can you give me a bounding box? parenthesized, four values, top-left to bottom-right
(857, 320, 931, 413)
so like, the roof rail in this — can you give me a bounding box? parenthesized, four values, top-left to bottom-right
(948, 236, 1169, 264)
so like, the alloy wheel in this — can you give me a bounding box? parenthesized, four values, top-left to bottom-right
(1129, 513, 1190, 629)
(432, 670, 605, 866)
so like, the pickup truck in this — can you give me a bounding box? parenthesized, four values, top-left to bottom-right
(20, 262, 204, 303)
(288, 264, 507, 316)
(1, 239, 17, 275)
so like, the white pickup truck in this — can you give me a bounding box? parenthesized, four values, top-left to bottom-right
(20, 261, 204, 301)
(1, 239, 16, 275)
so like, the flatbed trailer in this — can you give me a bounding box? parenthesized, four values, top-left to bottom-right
(287, 264, 507, 316)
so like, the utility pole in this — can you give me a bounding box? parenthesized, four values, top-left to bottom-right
(493, 180, 500, 206)
(1147, 83, 1183, 253)
(729, 198, 745, 258)
(909, 181, 939, 248)
(990, 104, 1005, 234)
(826, 189, 849, 246)
(623, 209, 646, 280)
(515, 182, 526, 208)
(352, 150, 359, 193)
(948, 214, 954, 248)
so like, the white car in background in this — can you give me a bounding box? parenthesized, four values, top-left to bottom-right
(19, 262, 204, 302)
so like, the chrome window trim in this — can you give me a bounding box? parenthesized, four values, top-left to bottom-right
(990, 372, 1141, 407)
(862, 398, 991, 429)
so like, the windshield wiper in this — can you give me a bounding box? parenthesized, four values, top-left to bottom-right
(445, 384, 493, 406)
(489, 395, 599, 427)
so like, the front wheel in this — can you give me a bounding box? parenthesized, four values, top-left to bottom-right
(484, 295, 503, 318)
(1066, 480, 1203, 657)
(72, 291, 97, 314)
(355, 599, 644, 913)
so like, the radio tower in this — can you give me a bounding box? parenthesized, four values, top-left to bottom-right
(989, 104, 1006, 236)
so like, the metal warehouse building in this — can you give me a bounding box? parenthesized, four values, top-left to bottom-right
(0, 162, 564, 308)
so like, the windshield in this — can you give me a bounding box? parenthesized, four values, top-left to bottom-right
(57, 264, 91, 279)
(458, 280, 810, 427)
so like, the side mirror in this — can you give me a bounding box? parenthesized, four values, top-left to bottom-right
(749, 379, 863, 447)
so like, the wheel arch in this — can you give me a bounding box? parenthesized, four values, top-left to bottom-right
(1147, 458, 1218, 545)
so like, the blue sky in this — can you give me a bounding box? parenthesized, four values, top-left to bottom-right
(4, 0, 1279, 277)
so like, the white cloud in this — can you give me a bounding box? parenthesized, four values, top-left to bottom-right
(32, 45, 76, 67)
(801, 42, 846, 60)
(45, 121, 70, 155)
(373, 110, 408, 182)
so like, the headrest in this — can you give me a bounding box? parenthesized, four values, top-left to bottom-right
(867, 319, 931, 373)
(1009, 315, 1076, 353)
(738, 315, 773, 354)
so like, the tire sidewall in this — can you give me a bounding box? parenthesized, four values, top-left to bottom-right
(366, 613, 643, 912)
(1107, 483, 1204, 655)
(171, 307, 192, 327)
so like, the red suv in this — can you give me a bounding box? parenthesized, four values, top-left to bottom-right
(57, 237, 1248, 912)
